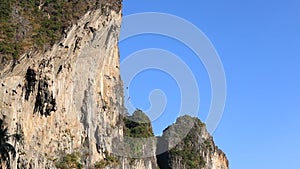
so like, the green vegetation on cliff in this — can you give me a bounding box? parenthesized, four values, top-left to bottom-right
(157, 115, 211, 169)
(122, 109, 155, 158)
(55, 152, 82, 169)
(0, 0, 121, 63)
(124, 109, 154, 138)
(169, 117, 206, 168)
(93, 154, 119, 169)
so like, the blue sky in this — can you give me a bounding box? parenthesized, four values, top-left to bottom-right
(119, 0, 300, 168)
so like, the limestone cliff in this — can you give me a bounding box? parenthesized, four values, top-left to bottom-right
(0, 1, 228, 169)
(0, 4, 127, 169)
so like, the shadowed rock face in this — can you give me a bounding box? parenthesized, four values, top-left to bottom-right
(24, 67, 36, 101)
(33, 79, 56, 117)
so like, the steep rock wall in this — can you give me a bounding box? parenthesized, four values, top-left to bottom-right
(0, 8, 125, 169)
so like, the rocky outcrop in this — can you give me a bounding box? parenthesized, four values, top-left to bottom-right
(120, 110, 158, 169)
(157, 116, 229, 169)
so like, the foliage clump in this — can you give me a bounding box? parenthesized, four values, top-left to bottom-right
(55, 152, 82, 169)
(124, 109, 154, 138)
(93, 155, 119, 169)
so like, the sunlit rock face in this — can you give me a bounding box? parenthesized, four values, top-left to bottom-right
(0, 5, 126, 169)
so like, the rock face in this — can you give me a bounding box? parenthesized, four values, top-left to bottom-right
(0, 2, 228, 169)
(0, 6, 127, 169)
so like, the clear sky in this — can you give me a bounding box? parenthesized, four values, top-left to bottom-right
(119, 0, 300, 168)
